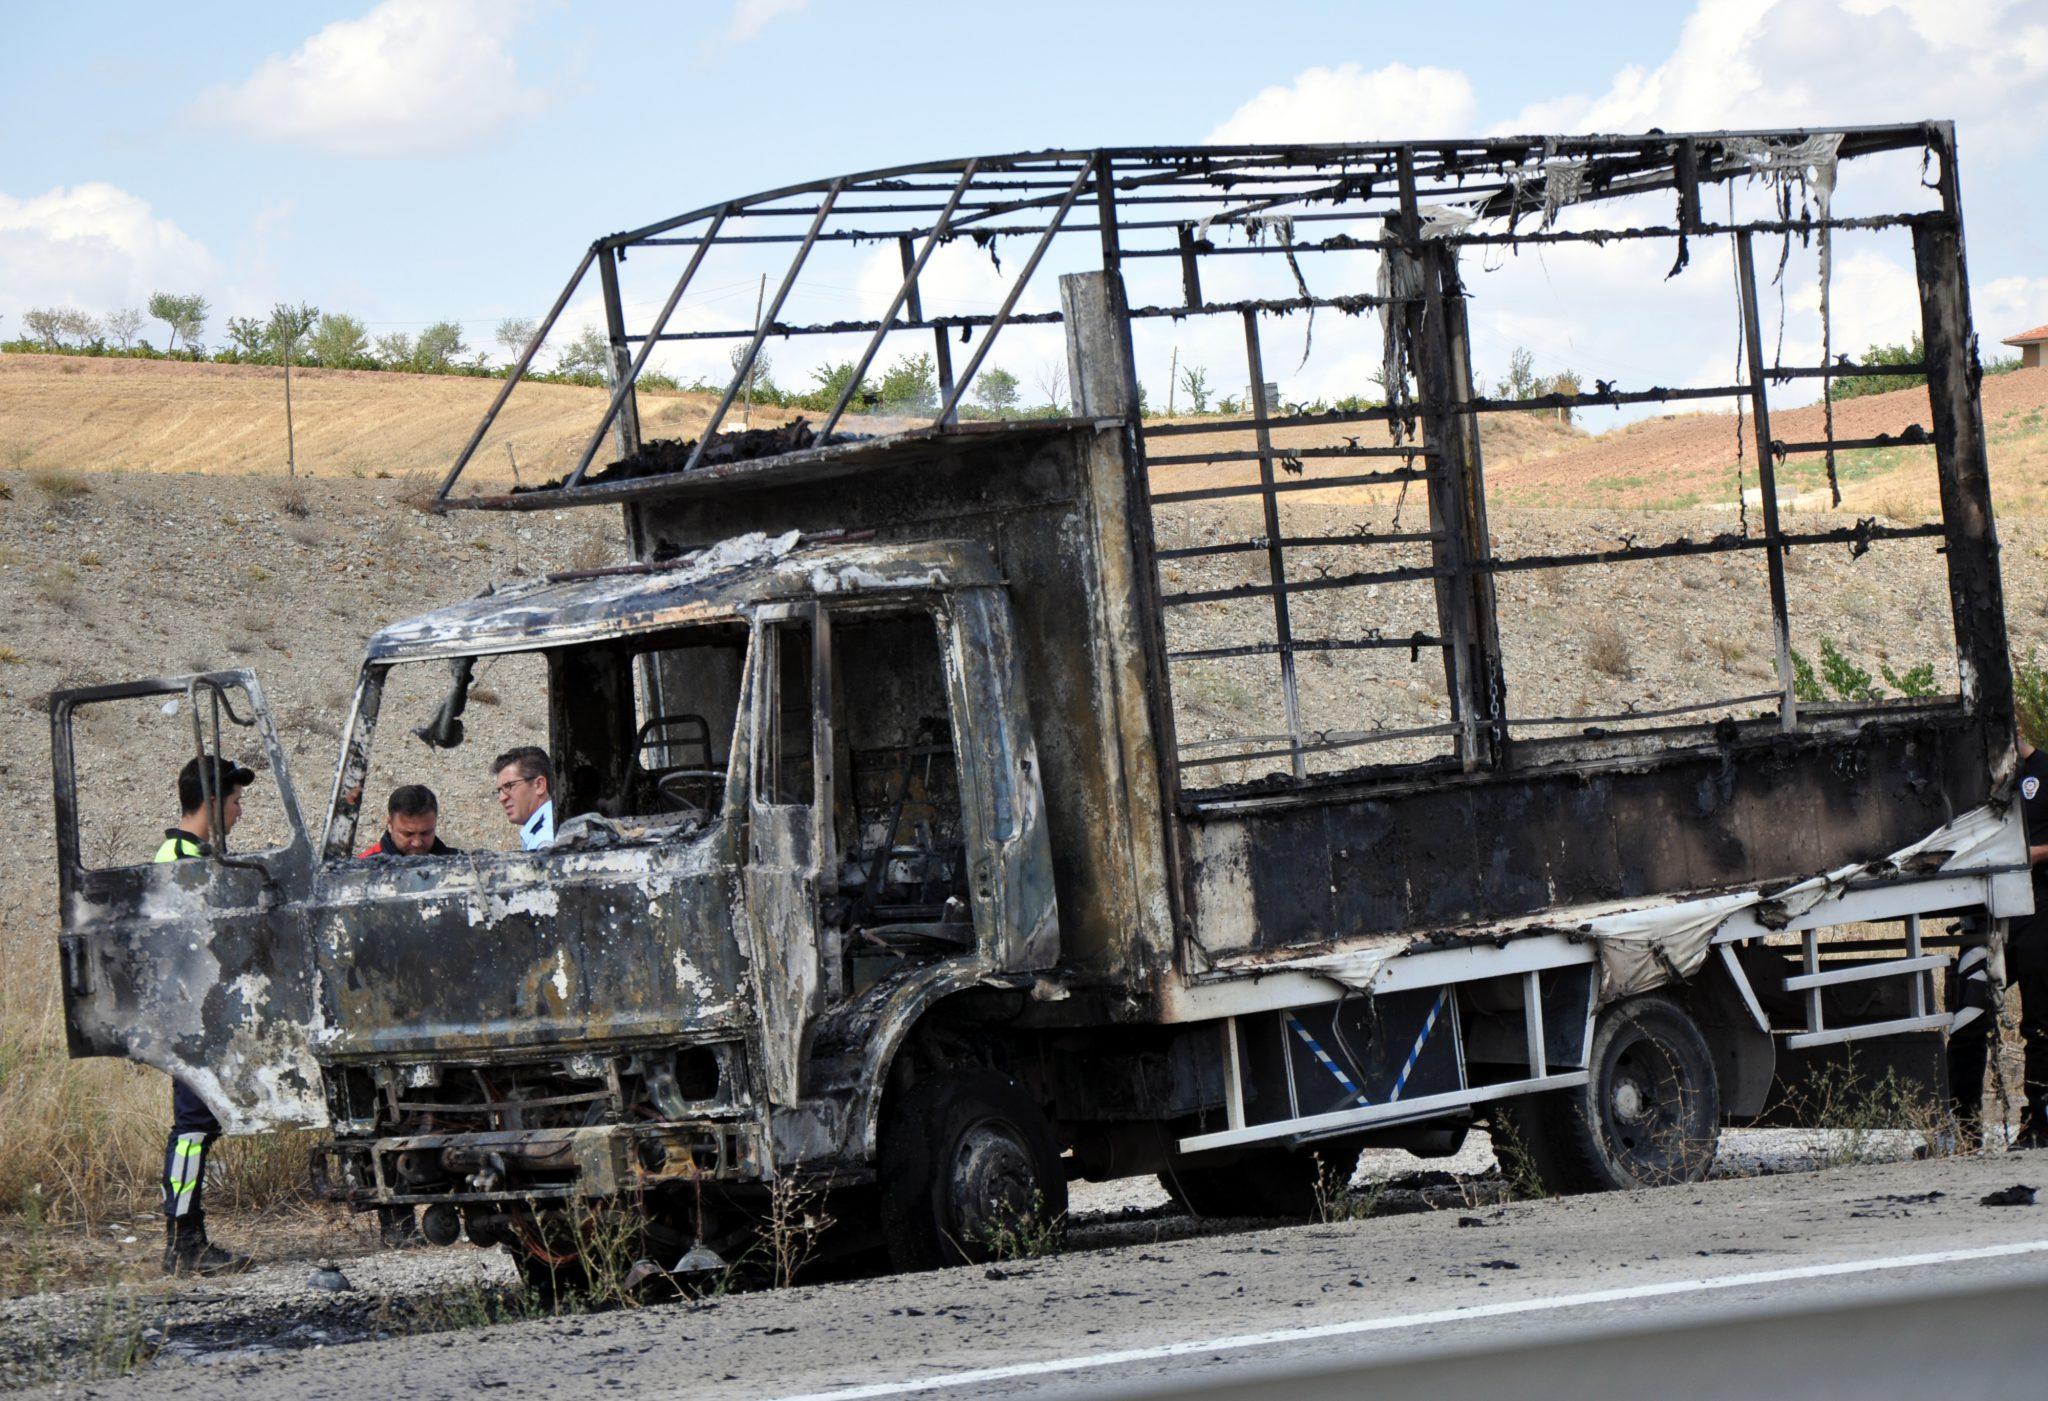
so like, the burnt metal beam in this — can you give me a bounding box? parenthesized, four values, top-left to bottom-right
(1147, 443, 1426, 466)
(1169, 633, 1441, 661)
(676, 180, 844, 480)
(1242, 311, 1305, 779)
(1735, 229, 1799, 731)
(1177, 721, 1462, 770)
(565, 209, 729, 489)
(1155, 529, 1440, 560)
(1148, 466, 1433, 506)
(821, 162, 980, 439)
(937, 162, 1099, 425)
(596, 248, 643, 464)
(1157, 521, 1945, 601)
(435, 245, 598, 504)
(1914, 200, 2014, 767)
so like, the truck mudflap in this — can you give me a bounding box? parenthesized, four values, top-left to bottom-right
(313, 1118, 770, 1206)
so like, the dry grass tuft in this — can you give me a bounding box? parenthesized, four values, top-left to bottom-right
(28, 468, 91, 504)
(1703, 633, 1746, 671)
(275, 477, 313, 520)
(393, 469, 442, 514)
(566, 529, 619, 573)
(1583, 618, 1633, 679)
(33, 566, 83, 613)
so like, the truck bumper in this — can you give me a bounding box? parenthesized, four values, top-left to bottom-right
(313, 1118, 769, 1206)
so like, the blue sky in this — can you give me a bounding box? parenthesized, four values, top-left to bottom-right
(4, 0, 2046, 405)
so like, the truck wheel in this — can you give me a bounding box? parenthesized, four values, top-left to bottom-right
(1495, 994, 1719, 1195)
(511, 1245, 589, 1303)
(880, 1069, 1066, 1271)
(1158, 1141, 1359, 1219)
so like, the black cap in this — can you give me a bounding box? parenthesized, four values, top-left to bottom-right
(177, 755, 258, 813)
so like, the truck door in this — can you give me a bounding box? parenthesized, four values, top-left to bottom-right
(744, 604, 833, 1105)
(49, 672, 325, 1132)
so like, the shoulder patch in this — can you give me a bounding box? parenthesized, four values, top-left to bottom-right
(2024, 775, 2040, 802)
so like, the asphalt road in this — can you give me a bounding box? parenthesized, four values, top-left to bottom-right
(57, 1152, 2048, 1399)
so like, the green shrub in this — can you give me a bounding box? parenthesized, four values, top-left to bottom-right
(1829, 337, 1924, 402)
(2015, 650, 2048, 747)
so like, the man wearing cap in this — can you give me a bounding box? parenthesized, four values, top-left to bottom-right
(154, 755, 258, 1276)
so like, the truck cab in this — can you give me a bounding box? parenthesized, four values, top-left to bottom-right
(52, 535, 1062, 1271)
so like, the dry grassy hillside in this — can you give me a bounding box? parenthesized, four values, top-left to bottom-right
(0, 353, 798, 486)
(1485, 366, 2048, 516)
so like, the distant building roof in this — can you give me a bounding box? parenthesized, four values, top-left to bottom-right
(2004, 323, 2048, 347)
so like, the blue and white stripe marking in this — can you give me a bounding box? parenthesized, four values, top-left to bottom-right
(1390, 989, 1449, 1102)
(1286, 1014, 1369, 1106)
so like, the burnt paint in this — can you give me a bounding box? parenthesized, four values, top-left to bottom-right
(1213, 718, 1985, 950)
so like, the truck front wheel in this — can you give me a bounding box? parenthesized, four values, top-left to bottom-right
(1493, 993, 1720, 1194)
(880, 1069, 1067, 1271)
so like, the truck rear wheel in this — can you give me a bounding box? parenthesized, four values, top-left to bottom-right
(1494, 993, 1719, 1195)
(880, 1069, 1066, 1271)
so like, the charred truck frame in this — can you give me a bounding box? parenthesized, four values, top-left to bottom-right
(52, 125, 2031, 1274)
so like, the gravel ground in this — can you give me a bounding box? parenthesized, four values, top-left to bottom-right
(10, 1139, 2043, 1398)
(0, 1125, 1971, 1390)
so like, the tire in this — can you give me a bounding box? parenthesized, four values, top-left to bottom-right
(879, 1069, 1067, 1271)
(1158, 1140, 1361, 1220)
(1494, 994, 1720, 1195)
(510, 1244, 589, 1303)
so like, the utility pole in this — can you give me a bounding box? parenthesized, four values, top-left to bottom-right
(283, 333, 297, 477)
(1167, 345, 1179, 416)
(743, 273, 765, 428)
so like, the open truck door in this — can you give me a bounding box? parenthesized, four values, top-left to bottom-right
(744, 604, 832, 1106)
(50, 671, 326, 1133)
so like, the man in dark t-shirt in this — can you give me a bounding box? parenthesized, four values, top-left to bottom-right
(1951, 729, 2048, 1148)
(359, 784, 457, 859)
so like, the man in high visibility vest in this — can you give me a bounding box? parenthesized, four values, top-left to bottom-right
(154, 754, 259, 1276)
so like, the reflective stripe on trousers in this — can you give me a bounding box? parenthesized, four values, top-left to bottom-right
(166, 1132, 208, 1218)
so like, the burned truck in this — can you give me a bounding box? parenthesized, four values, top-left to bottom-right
(51, 126, 2032, 1276)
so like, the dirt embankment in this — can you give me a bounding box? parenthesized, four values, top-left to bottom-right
(1484, 366, 2048, 512)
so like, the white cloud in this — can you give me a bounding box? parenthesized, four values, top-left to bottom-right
(1980, 275, 2048, 341)
(0, 183, 220, 323)
(720, 0, 810, 46)
(1496, 0, 2048, 157)
(1207, 63, 1475, 145)
(188, 0, 546, 158)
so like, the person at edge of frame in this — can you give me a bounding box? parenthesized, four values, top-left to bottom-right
(1948, 722, 2048, 1150)
(154, 754, 260, 1276)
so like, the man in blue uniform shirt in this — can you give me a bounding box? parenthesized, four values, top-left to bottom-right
(492, 746, 555, 850)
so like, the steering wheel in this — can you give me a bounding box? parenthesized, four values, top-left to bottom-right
(655, 769, 726, 818)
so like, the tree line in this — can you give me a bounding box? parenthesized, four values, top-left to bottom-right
(3, 297, 633, 388)
(5, 299, 1592, 427)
